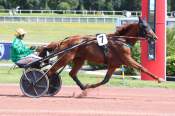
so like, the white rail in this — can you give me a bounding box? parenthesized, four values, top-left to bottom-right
(0, 9, 141, 17)
(0, 16, 174, 28)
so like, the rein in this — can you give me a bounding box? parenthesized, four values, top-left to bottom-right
(108, 35, 146, 40)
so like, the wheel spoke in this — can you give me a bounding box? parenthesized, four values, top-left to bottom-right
(33, 87, 39, 96)
(23, 72, 32, 84)
(24, 84, 33, 93)
(35, 73, 47, 84)
(32, 71, 37, 81)
(35, 84, 47, 89)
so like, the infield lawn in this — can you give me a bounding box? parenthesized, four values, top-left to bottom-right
(0, 22, 114, 43)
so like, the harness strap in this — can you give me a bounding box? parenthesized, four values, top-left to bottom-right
(123, 43, 132, 48)
(111, 39, 132, 49)
(99, 45, 108, 64)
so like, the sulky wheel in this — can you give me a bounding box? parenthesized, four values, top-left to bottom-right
(46, 74, 62, 96)
(20, 68, 49, 98)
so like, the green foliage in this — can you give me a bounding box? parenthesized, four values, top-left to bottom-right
(170, 0, 175, 11)
(166, 28, 175, 76)
(166, 55, 175, 76)
(167, 0, 171, 11)
(0, 0, 143, 11)
(167, 28, 175, 56)
(125, 43, 140, 75)
(104, 0, 113, 11)
(112, 0, 122, 10)
(0, 5, 4, 9)
(83, 0, 105, 10)
(28, 0, 40, 9)
(131, 43, 141, 63)
(121, 0, 141, 11)
(62, 0, 79, 10)
(56, 2, 70, 10)
(1, 0, 174, 11)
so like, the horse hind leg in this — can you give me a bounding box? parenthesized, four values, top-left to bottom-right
(69, 58, 86, 90)
(85, 67, 116, 89)
(123, 56, 164, 83)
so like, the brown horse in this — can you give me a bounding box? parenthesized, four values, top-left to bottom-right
(39, 17, 164, 92)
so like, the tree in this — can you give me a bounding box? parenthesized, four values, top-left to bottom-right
(48, 0, 61, 10)
(63, 0, 79, 10)
(170, 0, 175, 11)
(83, 0, 106, 10)
(112, 0, 122, 10)
(121, 0, 141, 11)
(167, 0, 171, 11)
(40, 0, 50, 10)
(28, 0, 40, 9)
(104, 0, 113, 11)
(0, 5, 4, 9)
(77, 0, 84, 10)
(0, 0, 11, 9)
(56, 2, 70, 10)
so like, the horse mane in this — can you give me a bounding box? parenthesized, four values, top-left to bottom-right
(107, 24, 130, 37)
(114, 23, 138, 36)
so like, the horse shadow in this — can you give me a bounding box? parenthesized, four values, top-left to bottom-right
(0, 94, 24, 98)
(0, 93, 117, 100)
(48, 95, 118, 100)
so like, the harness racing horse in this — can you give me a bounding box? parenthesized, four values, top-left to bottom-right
(39, 17, 164, 95)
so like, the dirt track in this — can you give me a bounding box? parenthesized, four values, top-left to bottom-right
(0, 84, 175, 116)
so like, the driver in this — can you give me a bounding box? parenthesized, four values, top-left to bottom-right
(11, 28, 41, 67)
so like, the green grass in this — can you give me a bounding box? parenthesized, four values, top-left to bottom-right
(0, 23, 114, 43)
(0, 67, 175, 89)
(0, 68, 22, 83)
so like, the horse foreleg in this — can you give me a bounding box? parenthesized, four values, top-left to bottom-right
(69, 58, 86, 90)
(123, 56, 164, 83)
(85, 67, 116, 89)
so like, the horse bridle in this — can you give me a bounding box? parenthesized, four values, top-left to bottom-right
(138, 20, 152, 40)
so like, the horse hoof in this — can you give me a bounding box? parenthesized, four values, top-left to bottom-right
(158, 78, 165, 83)
(72, 92, 76, 97)
(76, 90, 88, 98)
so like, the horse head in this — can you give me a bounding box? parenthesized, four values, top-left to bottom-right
(138, 16, 158, 40)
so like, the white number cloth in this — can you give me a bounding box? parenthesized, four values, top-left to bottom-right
(96, 34, 108, 46)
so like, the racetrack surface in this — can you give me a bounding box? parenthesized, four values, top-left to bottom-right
(0, 84, 175, 116)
